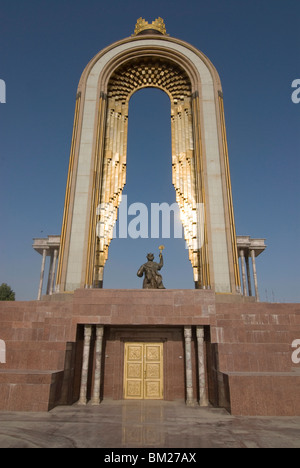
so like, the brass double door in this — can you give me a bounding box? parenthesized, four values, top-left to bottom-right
(124, 342, 164, 400)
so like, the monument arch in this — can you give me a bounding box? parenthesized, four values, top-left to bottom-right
(5, 19, 296, 419)
(55, 18, 240, 295)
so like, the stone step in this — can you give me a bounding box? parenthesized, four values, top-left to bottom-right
(0, 369, 64, 412)
(226, 370, 300, 416)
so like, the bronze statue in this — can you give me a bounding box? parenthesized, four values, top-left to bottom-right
(137, 251, 166, 289)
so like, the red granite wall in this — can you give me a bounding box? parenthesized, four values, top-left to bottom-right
(212, 302, 300, 415)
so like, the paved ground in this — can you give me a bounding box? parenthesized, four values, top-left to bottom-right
(0, 400, 299, 448)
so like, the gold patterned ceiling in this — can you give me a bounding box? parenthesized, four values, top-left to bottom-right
(108, 58, 191, 103)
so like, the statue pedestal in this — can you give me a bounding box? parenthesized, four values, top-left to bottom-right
(0, 289, 299, 416)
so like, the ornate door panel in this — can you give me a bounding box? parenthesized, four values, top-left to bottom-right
(144, 344, 163, 399)
(124, 343, 163, 400)
(124, 343, 144, 399)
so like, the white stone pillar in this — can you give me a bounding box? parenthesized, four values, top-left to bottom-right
(91, 325, 104, 405)
(184, 326, 194, 406)
(37, 248, 47, 300)
(251, 249, 260, 302)
(196, 326, 209, 406)
(239, 249, 247, 296)
(78, 325, 92, 405)
(49, 249, 58, 295)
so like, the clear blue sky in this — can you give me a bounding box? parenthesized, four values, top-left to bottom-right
(0, 0, 299, 302)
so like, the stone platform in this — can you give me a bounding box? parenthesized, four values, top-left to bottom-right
(1, 401, 299, 448)
(0, 289, 299, 415)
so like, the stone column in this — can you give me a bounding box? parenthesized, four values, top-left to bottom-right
(184, 326, 194, 406)
(251, 249, 260, 302)
(78, 325, 92, 405)
(49, 249, 58, 295)
(239, 249, 247, 296)
(245, 254, 252, 296)
(37, 248, 47, 300)
(91, 325, 104, 405)
(196, 326, 208, 406)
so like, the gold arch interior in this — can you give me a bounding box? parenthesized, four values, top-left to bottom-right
(87, 57, 207, 287)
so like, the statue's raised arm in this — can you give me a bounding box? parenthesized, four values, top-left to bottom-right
(158, 253, 163, 270)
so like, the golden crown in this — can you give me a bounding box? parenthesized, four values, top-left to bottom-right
(133, 17, 167, 36)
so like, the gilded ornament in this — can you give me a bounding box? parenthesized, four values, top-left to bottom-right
(133, 17, 167, 36)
